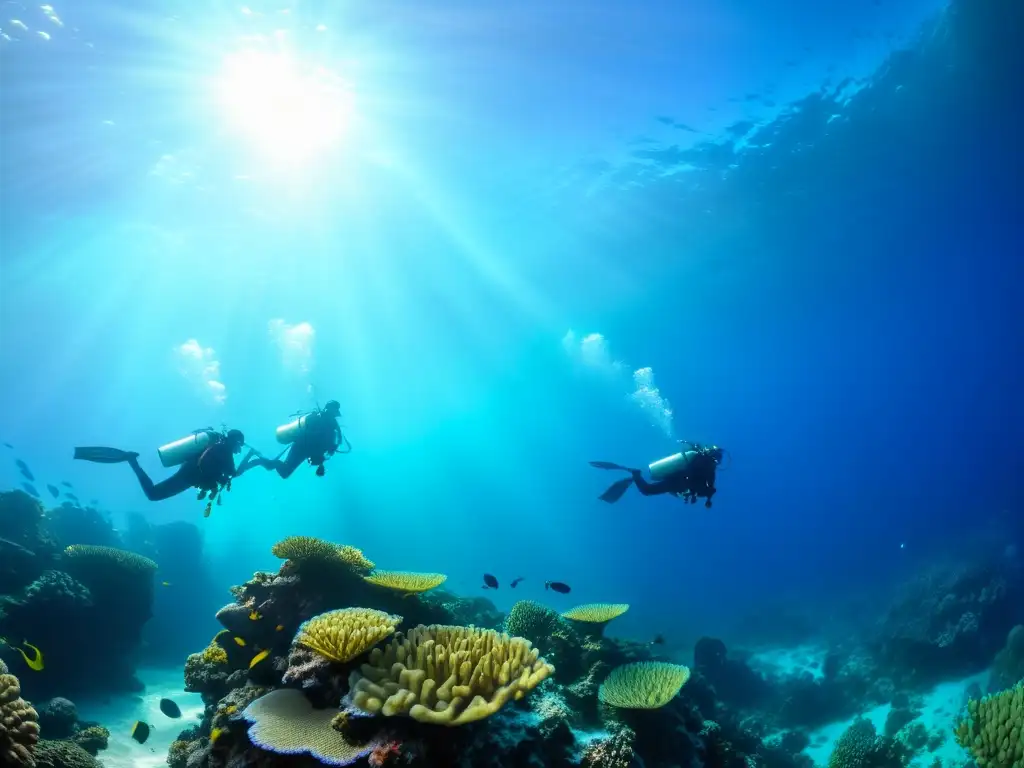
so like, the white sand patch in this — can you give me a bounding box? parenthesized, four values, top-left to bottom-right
(75, 667, 202, 768)
(747, 645, 829, 682)
(803, 671, 986, 768)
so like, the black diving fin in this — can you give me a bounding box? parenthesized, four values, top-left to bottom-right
(589, 460, 631, 471)
(598, 477, 635, 504)
(73, 447, 140, 464)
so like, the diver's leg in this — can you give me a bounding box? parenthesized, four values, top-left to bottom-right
(274, 446, 306, 479)
(630, 471, 667, 496)
(127, 459, 193, 501)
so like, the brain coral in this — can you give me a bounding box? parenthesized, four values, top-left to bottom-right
(362, 571, 447, 593)
(504, 601, 565, 642)
(243, 688, 379, 766)
(294, 608, 401, 663)
(955, 683, 1024, 768)
(0, 671, 40, 767)
(828, 716, 907, 768)
(598, 662, 691, 709)
(64, 544, 158, 573)
(348, 624, 555, 725)
(562, 603, 630, 623)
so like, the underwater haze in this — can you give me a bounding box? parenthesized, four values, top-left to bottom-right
(1, 0, 1023, 766)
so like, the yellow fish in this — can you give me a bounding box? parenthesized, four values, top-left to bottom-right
(275, 624, 284, 632)
(233, 637, 246, 647)
(224, 705, 237, 714)
(248, 610, 261, 621)
(162, 582, 172, 587)
(249, 649, 270, 669)
(0, 639, 44, 672)
(210, 727, 223, 744)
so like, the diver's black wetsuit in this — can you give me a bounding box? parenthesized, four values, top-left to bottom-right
(632, 453, 718, 505)
(129, 441, 236, 501)
(242, 412, 341, 479)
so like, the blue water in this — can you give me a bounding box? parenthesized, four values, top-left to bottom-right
(1, 0, 1021, 670)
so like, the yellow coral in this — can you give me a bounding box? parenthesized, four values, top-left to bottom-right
(271, 536, 374, 572)
(0, 671, 39, 767)
(598, 661, 690, 709)
(955, 683, 1024, 768)
(561, 603, 629, 623)
(362, 570, 447, 593)
(201, 642, 228, 665)
(348, 624, 555, 726)
(64, 544, 158, 572)
(294, 608, 401, 663)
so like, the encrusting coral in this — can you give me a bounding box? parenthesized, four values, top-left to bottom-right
(955, 683, 1024, 768)
(347, 624, 555, 725)
(243, 688, 382, 765)
(597, 661, 691, 709)
(362, 571, 447, 594)
(562, 604, 630, 624)
(295, 608, 401, 663)
(271, 536, 375, 573)
(0, 662, 40, 767)
(63, 544, 158, 573)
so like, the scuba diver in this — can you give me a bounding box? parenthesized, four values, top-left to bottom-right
(591, 442, 725, 508)
(236, 400, 351, 479)
(73, 428, 246, 515)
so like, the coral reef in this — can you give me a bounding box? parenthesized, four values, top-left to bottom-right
(955, 682, 1024, 768)
(0, 662, 39, 767)
(827, 717, 910, 768)
(362, 571, 447, 594)
(598, 661, 691, 709)
(295, 608, 401, 663)
(988, 624, 1024, 692)
(347, 624, 555, 724)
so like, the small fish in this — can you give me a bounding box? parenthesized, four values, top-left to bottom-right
(61, 481, 74, 488)
(545, 581, 571, 594)
(249, 649, 270, 669)
(20, 482, 40, 498)
(159, 698, 181, 718)
(482, 573, 498, 589)
(67, 493, 79, 502)
(249, 610, 262, 621)
(89, 498, 99, 505)
(275, 624, 284, 632)
(510, 577, 525, 588)
(46, 484, 59, 498)
(3, 442, 12, 449)
(224, 705, 237, 715)
(131, 721, 151, 744)
(651, 634, 666, 646)
(161, 582, 172, 587)
(0, 639, 44, 671)
(15, 460, 34, 481)
(210, 727, 223, 744)
(233, 637, 246, 647)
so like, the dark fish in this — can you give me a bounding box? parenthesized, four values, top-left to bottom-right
(2, 443, 12, 449)
(652, 634, 666, 646)
(46, 484, 60, 498)
(510, 577, 525, 588)
(131, 721, 151, 744)
(21, 482, 40, 498)
(89, 499, 99, 506)
(15, 460, 34, 481)
(482, 573, 498, 589)
(159, 698, 181, 718)
(545, 581, 571, 594)
(66, 493, 79, 502)
(61, 481, 74, 488)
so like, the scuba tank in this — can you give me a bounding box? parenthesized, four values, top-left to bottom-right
(275, 413, 315, 445)
(157, 429, 219, 468)
(648, 451, 698, 481)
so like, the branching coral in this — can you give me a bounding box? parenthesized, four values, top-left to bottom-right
(63, 544, 158, 573)
(955, 683, 1024, 768)
(597, 661, 691, 709)
(347, 624, 554, 725)
(580, 725, 636, 768)
(242, 688, 381, 766)
(271, 536, 375, 573)
(295, 608, 401, 663)
(362, 571, 447, 594)
(0, 669, 39, 767)
(562, 604, 630, 624)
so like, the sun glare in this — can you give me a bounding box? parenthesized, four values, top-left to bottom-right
(213, 49, 355, 167)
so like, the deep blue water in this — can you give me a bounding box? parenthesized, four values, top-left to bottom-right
(0, 0, 1021, 662)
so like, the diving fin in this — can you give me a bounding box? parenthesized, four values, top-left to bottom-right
(589, 460, 631, 471)
(599, 477, 635, 504)
(73, 447, 139, 464)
